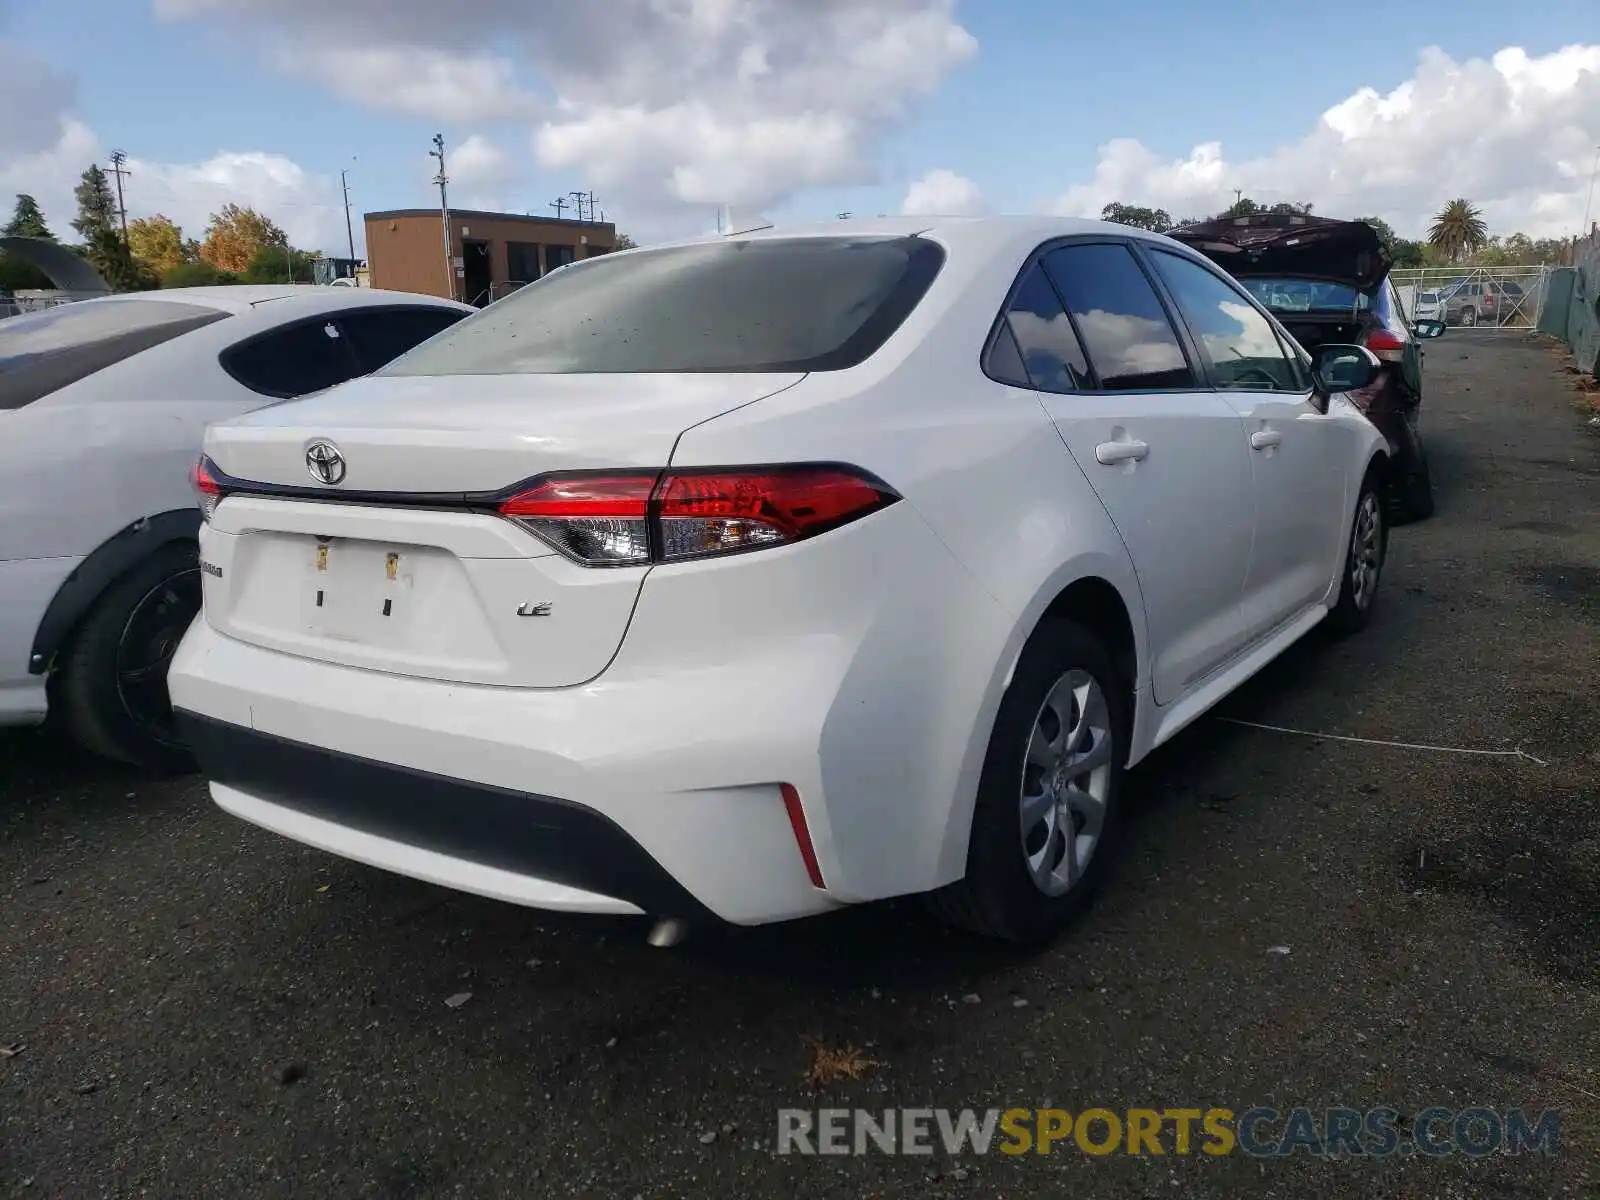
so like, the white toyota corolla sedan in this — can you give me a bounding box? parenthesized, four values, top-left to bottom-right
(169, 217, 1390, 942)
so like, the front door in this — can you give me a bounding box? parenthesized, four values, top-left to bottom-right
(1141, 246, 1345, 642)
(1007, 241, 1255, 704)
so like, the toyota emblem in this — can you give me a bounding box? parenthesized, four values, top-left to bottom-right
(305, 440, 346, 486)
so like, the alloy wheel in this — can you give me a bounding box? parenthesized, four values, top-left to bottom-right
(1019, 669, 1114, 896)
(1350, 492, 1383, 611)
(115, 568, 201, 748)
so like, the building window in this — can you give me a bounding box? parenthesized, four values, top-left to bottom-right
(507, 242, 541, 284)
(545, 244, 576, 271)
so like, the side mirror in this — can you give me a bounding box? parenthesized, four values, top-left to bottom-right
(1311, 344, 1382, 395)
(1411, 319, 1445, 339)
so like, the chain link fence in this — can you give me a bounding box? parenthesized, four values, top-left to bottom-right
(1391, 266, 1552, 331)
(1536, 231, 1600, 377)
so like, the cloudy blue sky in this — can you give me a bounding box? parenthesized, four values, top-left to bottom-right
(2, 0, 1597, 256)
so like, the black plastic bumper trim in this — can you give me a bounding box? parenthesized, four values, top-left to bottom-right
(176, 713, 714, 922)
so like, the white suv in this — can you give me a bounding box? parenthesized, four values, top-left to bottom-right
(170, 218, 1389, 942)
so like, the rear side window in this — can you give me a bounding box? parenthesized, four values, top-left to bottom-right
(382, 236, 946, 376)
(0, 299, 228, 409)
(220, 317, 361, 399)
(987, 264, 1091, 392)
(1042, 244, 1194, 390)
(337, 306, 469, 374)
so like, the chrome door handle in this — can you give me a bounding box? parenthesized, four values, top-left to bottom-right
(1094, 439, 1149, 465)
(1249, 430, 1283, 451)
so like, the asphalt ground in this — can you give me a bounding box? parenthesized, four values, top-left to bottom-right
(3, 334, 1598, 1198)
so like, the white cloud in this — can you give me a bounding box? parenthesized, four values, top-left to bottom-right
(126, 150, 349, 255)
(154, 0, 978, 225)
(901, 168, 985, 216)
(1051, 43, 1600, 239)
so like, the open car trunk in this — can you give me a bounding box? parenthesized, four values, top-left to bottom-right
(1272, 313, 1376, 355)
(1165, 214, 1392, 291)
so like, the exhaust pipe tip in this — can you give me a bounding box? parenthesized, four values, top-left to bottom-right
(647, 918, 689, 948)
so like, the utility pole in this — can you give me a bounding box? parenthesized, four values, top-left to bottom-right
(550, 197, 569, 219)
(569, 191, 588, 221)
(340, 167, 356, 263)
(429, 134, 454, 301)
(1581, 144, 1600, 244)
(107, 150, 131, 242)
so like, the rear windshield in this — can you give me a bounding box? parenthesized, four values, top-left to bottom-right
(381, 235, 946, 376)
(0, 299, 229, 409)
(1238, 278, 1366, 313)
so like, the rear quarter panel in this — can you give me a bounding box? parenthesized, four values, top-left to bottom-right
(669, 230, 1149, 892)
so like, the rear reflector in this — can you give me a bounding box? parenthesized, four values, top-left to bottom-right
(780, 783, 825, 889)
(498, 464, 899, 567)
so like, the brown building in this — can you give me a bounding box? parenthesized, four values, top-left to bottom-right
(364, 209, 617, 306)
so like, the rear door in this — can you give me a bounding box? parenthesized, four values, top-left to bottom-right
(1142, 246, 1345, 641)
(1000, 239, 1254, 704)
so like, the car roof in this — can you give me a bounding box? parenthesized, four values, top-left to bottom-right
(58, 286, 472, 318)
(624, 214, 1179, 267)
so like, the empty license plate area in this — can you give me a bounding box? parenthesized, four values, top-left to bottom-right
(223, 530, 506, 673)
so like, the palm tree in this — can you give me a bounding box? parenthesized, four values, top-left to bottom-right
(1427, 199, 1489, 263)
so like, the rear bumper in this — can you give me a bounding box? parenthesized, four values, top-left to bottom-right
(178, 713, 714, 921)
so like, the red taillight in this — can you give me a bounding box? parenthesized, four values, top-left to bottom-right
(497, 464, 898, 567)
(1364, 329, 1407, 364)
(191, 456, 225, 521)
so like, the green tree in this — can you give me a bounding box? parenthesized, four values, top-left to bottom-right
(239, 244, 318, 284)
(128, 214, 188, 273)
(1426, 198, 1489, 264)
(613, 232, 638, 250)
(201, 204, 288, 274)
(84, 227, 159, 292)
(1100, 202, 1173, 233)
(72, 165, 119, 241)
(4, 193, 55, 240)
(161, 260, 237, 288)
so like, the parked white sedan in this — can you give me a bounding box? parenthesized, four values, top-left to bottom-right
(170, 218, 1389, 942)
(0, 286, 471, 767)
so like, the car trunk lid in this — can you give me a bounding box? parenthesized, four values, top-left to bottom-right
(1166, 214, 1392, 292)
(198, 370, 804, 688)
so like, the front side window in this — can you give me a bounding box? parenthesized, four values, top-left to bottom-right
(220, 317, 361, 398)
(0, 299, 228, 409)
(382, 236, 946, 376)
(1042, 244, 1194, 391)
(1148, 250, 1300, 392)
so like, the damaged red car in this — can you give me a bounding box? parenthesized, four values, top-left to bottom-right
(1168, 214, 1444, 522)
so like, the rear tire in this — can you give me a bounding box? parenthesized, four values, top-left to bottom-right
(1326, 472, 1386, 637)
(1401, 453, 1435, 522)
(927, 619, 1129, 943)
(52, 542, 201, 773)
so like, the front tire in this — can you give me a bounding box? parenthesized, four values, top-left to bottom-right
(928, 619, 1129, 943)
(51, 542, 202, 772)
(1459, 306, 1477, 328)
(1326, 472, 1386, 636)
